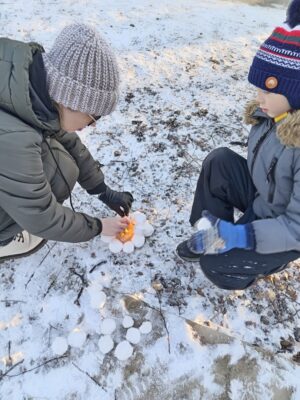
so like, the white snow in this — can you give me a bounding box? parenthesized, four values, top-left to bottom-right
(88, 288, 107, 309)
(67, 329, 87, 348)
(126, 327, 141, 344)
(114, 340, 134, 361)
(139, 321, 152, 334)
(122, 315, 134, 328)
(1, 0, 300, 399)
(100, 318, 117, 335)
(52, 337, 68, 356)
(98, 335, 114, 354)
(196, 217, 213, 231)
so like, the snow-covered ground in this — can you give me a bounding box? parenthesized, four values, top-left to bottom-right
(1, 0, 300, 399)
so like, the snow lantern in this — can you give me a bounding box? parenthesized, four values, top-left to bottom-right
(101, 211, 154, 254)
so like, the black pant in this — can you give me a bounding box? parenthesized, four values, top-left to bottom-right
(191, 147, 300, 289)
(190, 147, 257, 225)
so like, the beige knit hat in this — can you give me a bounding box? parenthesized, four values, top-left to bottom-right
(43, 23, 120, 116)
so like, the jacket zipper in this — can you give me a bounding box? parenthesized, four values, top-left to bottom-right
(266, 157, 278, 203)
(250, 125, 274, 175)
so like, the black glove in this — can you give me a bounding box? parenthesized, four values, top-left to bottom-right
(98, 186, 134, 216)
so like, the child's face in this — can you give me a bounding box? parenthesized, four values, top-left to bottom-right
(256, 89, 291, 118)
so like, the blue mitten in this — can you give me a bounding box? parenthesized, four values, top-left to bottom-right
(188, 211, 256, 255)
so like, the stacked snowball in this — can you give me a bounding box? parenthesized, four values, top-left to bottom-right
(101, 211, 154, 254)
(52, 280, 153, 361)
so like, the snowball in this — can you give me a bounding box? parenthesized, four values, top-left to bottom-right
(122, 315, 134, 328)
(101, 235, 114, 243)
(88, 290, 107, 309)
(133, 211, 147, 224)
(67, 329, 86, 348)
(100, 318, 116, 335)
(142, 222, 154, 237)
(139, 321, 152, 334)
(126, 327, 141, 344)
(109, 239, 123, 253)
(52, 337, 68, 356)
(123, 241, 134, 254)
(196, 217, 212, 231)
(134, 225, 144, 235)
(114, 340, 133, 361)
(132, 234, 145, 248)
(98, 335, 114, 354)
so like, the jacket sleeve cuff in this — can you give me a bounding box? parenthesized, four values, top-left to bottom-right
(87, 181, 107, 195)
(95, 218, 102, 235)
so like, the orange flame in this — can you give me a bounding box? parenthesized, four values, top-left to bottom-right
(116, 220, 136, 243)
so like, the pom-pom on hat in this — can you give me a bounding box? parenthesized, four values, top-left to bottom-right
(248, 0, 300, 110)
(286, 0, 300, 28)
(43, 23, 120, 117)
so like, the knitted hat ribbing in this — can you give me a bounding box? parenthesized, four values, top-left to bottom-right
(43, 23, 120, 116)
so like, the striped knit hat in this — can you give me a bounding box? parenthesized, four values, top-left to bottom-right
(248, 0, 300, 109)
(43, 23, 120, 116)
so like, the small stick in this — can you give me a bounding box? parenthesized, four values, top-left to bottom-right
(0, 300, 26, 304)
(5, 356, 67, 378)
(89, 260, 107, 274)
(25, 243, 57, 288)
(7, 341, 12, 367)
(74, 287, 84, 306)
(72, 362, 106, 390)
(0, 360, 24, 381)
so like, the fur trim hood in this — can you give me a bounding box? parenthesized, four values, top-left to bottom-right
(244, 101, 300, 148)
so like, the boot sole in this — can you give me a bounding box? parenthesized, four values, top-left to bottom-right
(175, 248, 201, 262)
(0, 239, 48, 263)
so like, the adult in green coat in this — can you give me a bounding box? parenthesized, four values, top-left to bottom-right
(0, 24, 133, 261)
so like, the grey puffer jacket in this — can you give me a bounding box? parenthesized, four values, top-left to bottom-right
(245, 101, 300, 254)
(0, 38, 105, 242)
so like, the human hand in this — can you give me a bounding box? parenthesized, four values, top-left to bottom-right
(99, 187, 134, 216)
(188, 211, 256, 255)
(100, 216, 130, 237)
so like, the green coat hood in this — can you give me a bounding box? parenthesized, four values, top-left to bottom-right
(0, 37, 60, 131)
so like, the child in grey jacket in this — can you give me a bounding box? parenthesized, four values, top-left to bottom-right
(177, 0, 300, 289)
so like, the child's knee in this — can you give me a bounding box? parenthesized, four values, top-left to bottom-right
(203, 147, 235, 169)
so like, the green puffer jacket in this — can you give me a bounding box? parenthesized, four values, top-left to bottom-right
(0, 38, 105, 242)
